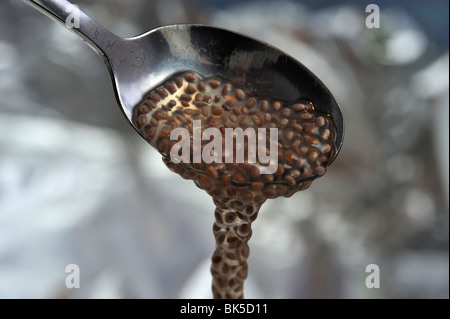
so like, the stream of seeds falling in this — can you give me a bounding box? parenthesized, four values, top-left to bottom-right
(132, 71, 337, 299)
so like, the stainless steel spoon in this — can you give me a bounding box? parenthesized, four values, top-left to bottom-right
(25, 0, 343, 161)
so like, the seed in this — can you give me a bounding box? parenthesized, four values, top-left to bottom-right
(233, 173, 245, 183)
(258, 113, 265, 124)
(273, 101, 281, 111)
(277, 164, 284, 175)
(264, 188, 277, 199)
(264, 113, 272, 122)
(251, 166, 260, 178)
(304, 125, 319, 135)
(180, 94, 191, 101)
(175, 77, 183, 88)
(316, 116, 325, 126)
(209, 80, 220, 88)
(260, 100, 269, 111)
(185, 72, 197, 82)
(318, 155, 328, 163)
(322, 129, 330, 140)
(246, 97, 256, 108)
(224, 100, 233, 107)
(285, 130, 294, 141)
(264, 174, 274, 183)
(225, 213, 236, 224)
(233, 89, 244, 101)
(197, 82, 206, 91)
(308, 138, 320, 145)
(280, 119, 289, 126)
(213, 109, 223, 116)
(229, 114, 237, 122)
(139, 105, 149, 114)
(174, 114, 185, 123)
(222, 103, 231, 111)
(184, 109, 195, 115)
(181, 101, 190, 107)
(290, 169, 300, 178)
(186, 84, 196, 94)
(148, 127, 156, 138)
(303, 166, 313, 177)
(138, 115, 147, 125)
(301, 112, 313, 120)
(203, 95, 212, 102)
(208, 166, 219, 179)
(239, 117, 249, 126)
(150, 118, 158, 126)
(158, 139, 168, 152)
(285, 151, 294, 162)
(293, 103, 306, 111)
(157, 88, 168, 97)
(251, 182, 264, 190)
(308, 151, 319, 162)
(291, 139, 301, 148)
(222, 84, 231, 95)
(284, 175, 296, 186)
(150, 94, 160, 102)
(322, 144, 331, 153)
(282, 108, 291, 117)
(252, 115, 261, 125)
(300, 146, 309, 154)
(214, 95, 221, 102)
(160, 126, 171, 136)
(202, 106, 209, 117)
(166, 84, 177, 93)
(197, 173, 212, 189)
(157, 112, 170, 120)
(168, 100, 177, 107)
(239, 191, 253, 202)
(315, 166, 326, 176)
(196, 101, 208, 108)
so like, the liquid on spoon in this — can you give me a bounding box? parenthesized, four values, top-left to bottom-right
(132, 71, 338, 298)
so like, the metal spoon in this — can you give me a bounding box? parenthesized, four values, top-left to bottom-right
(25, 0, 343, 161)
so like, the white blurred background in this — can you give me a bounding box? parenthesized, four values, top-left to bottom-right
(0, 0, 448, 298)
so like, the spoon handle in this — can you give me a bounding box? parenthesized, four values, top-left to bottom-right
(24, 0, 123, 60)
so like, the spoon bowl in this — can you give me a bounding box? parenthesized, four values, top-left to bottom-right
(25, 0, 343, 161)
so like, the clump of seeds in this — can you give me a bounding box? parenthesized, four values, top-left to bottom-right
(132, 71, 337, 299)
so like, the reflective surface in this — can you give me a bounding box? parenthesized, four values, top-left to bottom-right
(26, 0, 344, 162)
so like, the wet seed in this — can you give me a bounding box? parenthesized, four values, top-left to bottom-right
(235, 89, 245, 101)
(186, 85, 196, 94)
(282, 108, 291, 117)
(273, 101, 281, 111)
(180, 94, 192, 101)
(209, 80, 220, 88)
(197, 82, 206, 92)
(166, 84, 177, 93)
(138, 115, 147, 125)
(175, 77, 183, 88)
(185, 72, 197, 82)
(293, 103, 306, 111)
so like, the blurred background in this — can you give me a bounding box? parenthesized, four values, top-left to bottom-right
(0, 0, 448, 298)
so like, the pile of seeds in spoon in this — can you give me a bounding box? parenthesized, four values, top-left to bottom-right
(132, 71, 337, 298)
